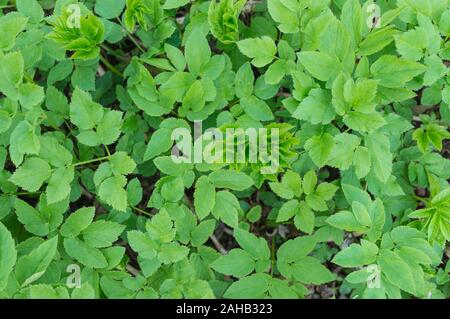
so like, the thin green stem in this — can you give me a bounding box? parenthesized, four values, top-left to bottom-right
(99, 54, 124, 78)
(72, 156, 111, 167)
(132, 206, 153, 217)
(270, 236, 276, 276)
(23, 73, 34, 83)
(115, 18, 146, 54)
(100, 44, 126, 61)
(413, 195, 429, 203)
(104, 145, 111, 157)
(63, 120, 75, 139)
(126, 34, 146, 54)
(13, 191, 42, 196)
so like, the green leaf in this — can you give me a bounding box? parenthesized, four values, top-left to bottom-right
(302, 171, 317, 195)
(18, 83, 45, 109)
(315, 183, 338, 201)
(194, 176, 216, 220)
(305, 192, 328, 212)
(237, 36, 277, 67)
(341, 0, 363, 45)
(15, 198, 49, 236)
(95, 0, 126, 19)
(298, 51, 342, 82)
(423, 55, 447, 86)
(240, 95, 274, 121)
(191, 220, 216, 247)
(378, 250, 416, 295)
(60, 207, 95, 238)
(235, 62, 254, 98)
(96, 110, 123, 145)
(208, 0, 246, 44)
(247, 205, 262, 223)
(10, 157, 51, 192)
(327, 210, 367, 232)
(143, 128, 174, 161)
(343, 111, 386, 133)
(269, 182, 294, 200)
(70, 88, 104, 130)
(234, 228, 270, 261)
(15, 236, 58, 286)
(146, 209, 175, 243)
(344, 78, 379, 114)
(267, 0, 300, 33)
(110, 151, 136, 175)
(165, 43, 186, 71)
(64, 237, 108, 269)
(185, 28, 211, 76)
(294, 202, 315, 234)
(82, 221, 126, 248)
(353, 146, 371, 178)
(265, 60, 287, 84)
(17, 0, 44, 23)
(332, 240, 378, 267)
(211, 248, 255, 277)
(305, 133, 335, 168)
(39, 136, 72, 168)
(163, 0, 190, 9)
(98, 175, 128, 212)
(0, 51, 24, 99)
(293, 88, 336, 125)
(183, 81, 207, 114)
(209, 170, 254, 191)
(127, 230, 157, 259)
(341, 184, 372, 207)
(158, 242, 189, 264)
(212, 191, 240, 228)
(277, 199, 299, 222)
(0, 13, 28, 51)
(277, 236, 317, 263)
(47, 166, 74, 204)
(358, 27, 397, 56)
(224, 273, 272, 298)
(328, 133, 361, 170)
(282, 170, 302, 197)
(352, 201, 372, 227)
(0, 222, 16, 290)
(160, 176, 185, 202)
(291, 256, 335, 285)
(154, 156, 192, 177)
(365, 132, 392, 183)
(371, 55, 426, 88)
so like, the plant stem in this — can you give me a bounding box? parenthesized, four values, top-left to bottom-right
(99, 54, 124, 78)
(413, 195, 428, 203)
(270, 236, 276, 275)
(131, 206, 153, 217)
(104, 145, 111, 157)
(210, 234, 227, 255)
(115, 18, 146, 54)
(13, 191, 42, 196)
(127, 33, 146, 54)
(100, 44, 126, 61)
(23, 73, 34, 83)
(72, 156, 111, 167)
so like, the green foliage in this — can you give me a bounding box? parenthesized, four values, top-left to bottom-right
(48, 6, 105, 60)
(123, 0, 151, 32)
(410, 175, 450, 243)
(0, 0, 448, 300)
(208, 0, 246, 44)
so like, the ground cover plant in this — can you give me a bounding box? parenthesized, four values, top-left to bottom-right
(0, 0, 449, 299)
